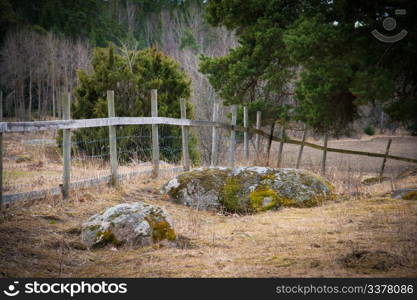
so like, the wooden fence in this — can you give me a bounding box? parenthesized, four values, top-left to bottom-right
(1, 89, 417, 207)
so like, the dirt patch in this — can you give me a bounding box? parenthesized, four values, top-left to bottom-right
(340, 250, 406, 273)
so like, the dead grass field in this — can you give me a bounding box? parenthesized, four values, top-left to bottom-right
(1, 131, 417, 278)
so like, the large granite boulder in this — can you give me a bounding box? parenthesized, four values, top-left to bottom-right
(161, 167, 335, 213)
(81, 202, 176, 248)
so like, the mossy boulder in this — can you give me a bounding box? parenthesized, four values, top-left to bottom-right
(81, 202, 176, 248)
(161, 167, 336, 213)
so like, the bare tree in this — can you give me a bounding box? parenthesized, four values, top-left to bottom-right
(0, 29, 91, 120)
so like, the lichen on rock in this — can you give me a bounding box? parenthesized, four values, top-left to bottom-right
(161, 167, 336, 213)
(81, 202, 175, 248)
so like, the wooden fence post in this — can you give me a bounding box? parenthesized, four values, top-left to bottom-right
(210, 100, 219, 167)
(180, 99, 190, 171)
(243, 106, 249, 163)
(255, 111, 261, 154)
(266, 122, 275, 165)
(151, 89, 159, 178)
(321, 133, 328, 175)
(0, 91, 3, 210)
(229, 105, 237, 168)
(107, 90, 118, 186)
(62, 92, 71, 199)
(277, 124, 286, 168)
(379, 138, 392, 178)
(296, 124, 307, 169)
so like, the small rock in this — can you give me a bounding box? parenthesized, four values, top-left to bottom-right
(81, 202, 176, 248)
(16, 155, 31, 163)
(392, 188, 417, 200)
(340, 250, 405, 272)
(361, 176, 390, 186)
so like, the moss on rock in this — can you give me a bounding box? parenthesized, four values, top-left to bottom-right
(392, 188, 417, 200)
(249, 187, 280, 211)
(95, 230, 122, 248)
(146, 214, 176, 242)
(403, 191, 417, 200)
(219, 177, 246, 213)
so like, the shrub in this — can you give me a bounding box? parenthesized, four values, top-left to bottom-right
(65, 46, 199, 164)
(363, 124, 375, 136)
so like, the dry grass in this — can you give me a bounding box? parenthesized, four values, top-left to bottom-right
(3, 132, 177, 194)
(1, 131, 417, 278)
(1, 172, 417, 278)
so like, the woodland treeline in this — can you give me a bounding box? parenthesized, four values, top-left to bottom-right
(0, 0, 416, 140)
(1, 30, 91, 120)
(0, 0, 205, 120)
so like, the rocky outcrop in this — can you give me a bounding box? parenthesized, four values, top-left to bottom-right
(161, 167, 336, 213)
(81, 202, 176, 248)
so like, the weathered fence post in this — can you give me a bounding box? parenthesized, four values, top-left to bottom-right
(151, 89, 159, 178)
(62, 92, 71, 199)
(321, 133, 328, 175)
(255, 111, 261, 154)
(180, 98, 190, 171)
(0, 91, 3, 210)
(107, 90, 118, 186)
(277, 123, 286, 168)
(243, 106, 249, 163)
(379, 138, 392, 178)
(380, 111, 385, 134)
(296, 124, 307, 169)
(210, 100, 219, 167)
(229, 105, 237, 168)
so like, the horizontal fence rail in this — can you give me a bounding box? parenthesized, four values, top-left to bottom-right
(2, 167, 183, 204)
(1, 118, 416, 164)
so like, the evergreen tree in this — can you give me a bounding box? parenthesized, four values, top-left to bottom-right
(70, 46, 199, 164)
(201, 0, 417, 135)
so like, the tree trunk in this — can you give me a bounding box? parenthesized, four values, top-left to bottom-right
(20, 84, 25, 121)
(28, 74, 32, 120)
(52, 79, 55, 119)
(38, 79, 42, 120)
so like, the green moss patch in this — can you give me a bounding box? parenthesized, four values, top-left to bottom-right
(146, 215, 176, 242)
(219, 177, 246, 213)
(169, 168, 228, 201)
(249, 187, 279, 211)
(95, 230, 122, 248)
(403, 191, 417, 200)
